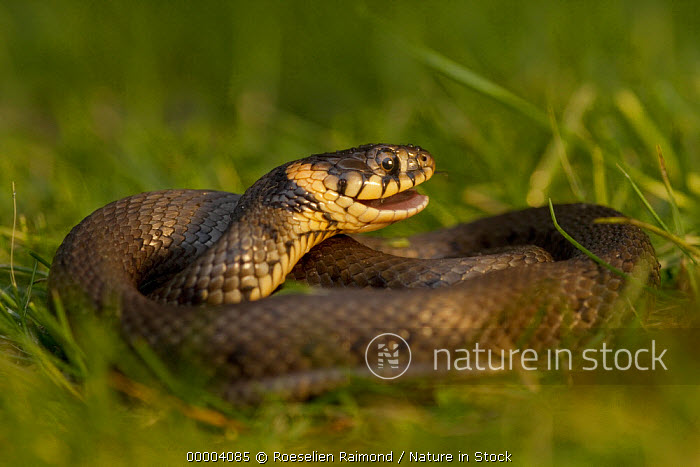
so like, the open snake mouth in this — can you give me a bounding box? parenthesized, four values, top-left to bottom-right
(357, 188, 427, 211)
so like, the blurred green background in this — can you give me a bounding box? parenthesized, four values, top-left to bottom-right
(1, 1, 698, 465)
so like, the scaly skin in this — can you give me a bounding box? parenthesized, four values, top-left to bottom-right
(48, 144, 658, 402)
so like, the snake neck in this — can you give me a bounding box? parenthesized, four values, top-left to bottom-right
(149, 166, 338, 306)
(233, 162, 330, 224)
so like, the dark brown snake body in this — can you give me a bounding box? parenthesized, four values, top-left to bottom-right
(49, 145, 659, 401)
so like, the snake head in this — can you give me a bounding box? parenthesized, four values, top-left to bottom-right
(285, 144, 435, 233)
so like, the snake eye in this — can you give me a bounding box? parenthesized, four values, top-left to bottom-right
(379, 152, 399, 175)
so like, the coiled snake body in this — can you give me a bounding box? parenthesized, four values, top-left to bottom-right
(49, 144, 658, 401)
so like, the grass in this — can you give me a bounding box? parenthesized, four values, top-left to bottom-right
(1, 1, 699, 465)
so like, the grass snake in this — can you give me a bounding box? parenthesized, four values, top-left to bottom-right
(49, 144, 659, 401)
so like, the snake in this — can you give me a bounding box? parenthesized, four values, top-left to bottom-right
(48, 144, 659, 402)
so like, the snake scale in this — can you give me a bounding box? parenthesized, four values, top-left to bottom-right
(49, 144, 659, 401)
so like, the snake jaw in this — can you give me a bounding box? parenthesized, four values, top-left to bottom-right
(348, 191, 430, 233)
(357, 188, 428, 211)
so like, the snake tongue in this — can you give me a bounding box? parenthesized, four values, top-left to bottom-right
(359, 189, 426, 211)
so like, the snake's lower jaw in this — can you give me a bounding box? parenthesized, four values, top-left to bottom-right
(349, 191, 430, 233)
(358, 188, 426, 211)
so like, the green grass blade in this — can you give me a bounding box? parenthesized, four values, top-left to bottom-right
(592, 147, 608, 205)
(622, 164, 692, 207)
(595, 217, 699, 263)
(615, 90, 680, 181)
(616, 163, 670, 232)
(21, 260, 39, 320)
(656, 146, 685, 236)
(0, 264, 48, 277)
(548, 200, 627, 278)
(411, 45, 549, 128)
(549, 200, 666, 301)
(548, 106, 585, 201)
(10, 182, 18, 291)
(28, 250, 52, 269)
